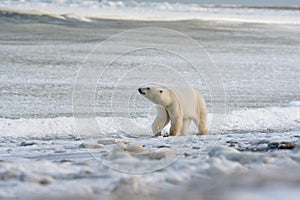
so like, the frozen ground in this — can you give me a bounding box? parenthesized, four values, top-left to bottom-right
(0, 4, 300, 200)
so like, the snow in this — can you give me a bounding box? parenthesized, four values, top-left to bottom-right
(0, 103, 299, 198)
(0, 131, 299, 199)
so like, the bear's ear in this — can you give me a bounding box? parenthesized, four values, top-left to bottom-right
(159, 90, 163, 93)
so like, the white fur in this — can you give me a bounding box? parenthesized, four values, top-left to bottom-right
(138, 87, 208, 136)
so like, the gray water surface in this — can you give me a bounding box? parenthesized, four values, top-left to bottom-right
(0, 16, 299, 119)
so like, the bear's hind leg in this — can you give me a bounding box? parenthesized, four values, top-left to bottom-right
(196, 117, 208, 135)
(180, 119, 191, 136)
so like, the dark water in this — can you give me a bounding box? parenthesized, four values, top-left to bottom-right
(145, 0, 300, 7)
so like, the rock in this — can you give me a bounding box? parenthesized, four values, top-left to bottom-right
(20, 141, 36, 146)
(59, 159, 72, 163)
(209, 145, 240, 157)
(263, 157, 275, 164)
(79, 143, 104, 149)
(165, 173, 184, 185)
(0, 171, 18, 180)
(184, 152, 193, 157)
(268, 141, 296, 150)
(124, 144, 149, 153)
(108, 145, 135, 160)
(251, 139, 270, 145)
(148, 149, 175, 160)
(157, 144, 171, 148)
(38, 177, 54, 185)
(97, 138, 117, 145)
(54, 149, 66, 153)
(207, 157, 247, 175)
(112, 177, 149, 196)
(226, 140, 239, 144)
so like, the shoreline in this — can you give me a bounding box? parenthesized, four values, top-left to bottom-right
(1, 7, 300, 25)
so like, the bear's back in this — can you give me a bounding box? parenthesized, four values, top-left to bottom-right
(172, 88, 200, 119)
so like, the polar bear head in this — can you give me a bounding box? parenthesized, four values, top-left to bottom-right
(138, 87, 173, 107)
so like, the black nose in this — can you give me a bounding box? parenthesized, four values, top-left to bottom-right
(138, 88, 146, 95)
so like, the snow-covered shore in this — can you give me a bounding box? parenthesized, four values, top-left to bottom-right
(1, 131, 299, 199)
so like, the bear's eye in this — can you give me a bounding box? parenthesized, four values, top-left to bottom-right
(159, 90, 163, 93)
(146, 87, 150, 90)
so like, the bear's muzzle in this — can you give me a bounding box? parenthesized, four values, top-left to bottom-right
(138, 88, 146, 95)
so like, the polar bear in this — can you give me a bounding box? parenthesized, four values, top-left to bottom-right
(138, 87, 208, 136)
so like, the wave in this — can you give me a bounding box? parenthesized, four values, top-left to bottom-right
(223, 101, 300, 133)
(1, 102, 299, 139)
(0, 0, 300, 24)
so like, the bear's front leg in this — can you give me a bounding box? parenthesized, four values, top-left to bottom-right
(152, 106, 170, 136)
(169, 116, 182, 136)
